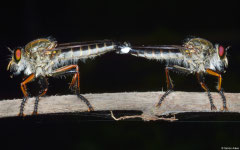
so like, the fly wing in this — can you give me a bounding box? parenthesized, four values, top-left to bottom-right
(132, 45, 183, 50)
(130, 45, 184, 53)
(43, 40, 117, 60)
(123, 45, 186, 60)
(45, 40, 114, 52)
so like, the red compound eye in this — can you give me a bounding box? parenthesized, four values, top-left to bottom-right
(14, 49, 21, 62)
(219, 45, 224, 57)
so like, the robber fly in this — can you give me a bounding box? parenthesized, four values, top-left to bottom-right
(120, 38, 229, 111)
(7, 37, 124, 116)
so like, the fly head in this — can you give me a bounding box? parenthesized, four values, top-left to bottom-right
(7, 47, 26, 77)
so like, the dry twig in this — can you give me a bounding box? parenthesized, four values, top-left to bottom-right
(0, 92, 239, 121)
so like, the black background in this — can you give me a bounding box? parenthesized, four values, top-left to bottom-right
(0, 0, 239, 150)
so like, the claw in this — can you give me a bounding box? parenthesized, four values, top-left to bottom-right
(221, 106, 229, 112)
(211, 105, 217, 111)
(88, 107, 94, 112)
(32, 111, 38, 115)
(155, 103, 161, 108)
(18, 112, 26, 117)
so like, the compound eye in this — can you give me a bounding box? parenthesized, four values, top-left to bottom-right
(14, 48, 21, 62)
(219, 45, 224, 57)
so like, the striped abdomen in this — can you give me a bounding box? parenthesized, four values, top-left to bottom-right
(129, 46, 184, 60)
(54, 40, 116, 60)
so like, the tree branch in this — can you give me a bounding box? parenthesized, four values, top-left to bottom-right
(0, 92, 239, 121)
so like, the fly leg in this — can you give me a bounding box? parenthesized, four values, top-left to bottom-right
(156, 66, 174, 107)
(206, 69, 228, 111)
(53, 65, 94, 111)
(156, 65, 191, 108)
(32, 76, 48, 115)
(196, 73, 217, 110)
(19, 73, 35, 116)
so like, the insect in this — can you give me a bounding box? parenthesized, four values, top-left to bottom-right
(120, 38, 229, 111)
(7, 37, 123, 116)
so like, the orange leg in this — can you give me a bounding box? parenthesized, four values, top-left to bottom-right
(206, 69, 228, 111)
(54, 65, 80, 90)
(165, 67, 171, 89)
(196, 73, 216, 110)
(70, 73, 78, 90)
(53, 65, 94, 111)
(21, 74, 35, 97)
(206, 69, 222, 91)
(19, 73, 35, 116)
(39, 88, 48, 97)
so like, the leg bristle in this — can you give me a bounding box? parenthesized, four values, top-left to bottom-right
(156, 89, 173, 108)
(32, 96, 39, 115)
(77, 92, 94, 111)
(19, 97, 28, 117)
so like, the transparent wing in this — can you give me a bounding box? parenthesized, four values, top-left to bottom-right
(45, 40, 113, 52)
(132, 45, 183, 50)
(130, 45, 186, 54)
